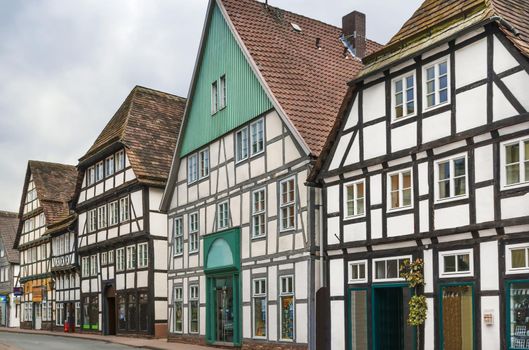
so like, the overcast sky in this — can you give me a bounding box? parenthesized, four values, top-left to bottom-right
(0, 0, 423, 212)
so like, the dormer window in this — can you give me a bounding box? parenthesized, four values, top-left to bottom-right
(211, 75, 227, 115)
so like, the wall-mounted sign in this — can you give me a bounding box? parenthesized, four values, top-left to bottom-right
(483, 309, 494, 326)
(13, 287, 23, 296)
(0, 295, 7, 303)
(32, 286, 42, 302)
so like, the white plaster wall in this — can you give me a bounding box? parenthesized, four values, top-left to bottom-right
(474, 145, 494, 182)
(435, 205, 470, 230)
(363, 83, 385, 122)
(424, 298, 435, 350)
(422, 111, 451, 144)
(480, 241, 499, 290)
(501, 193, 529, 219)
(493, 83, 518, 121)
(326, 185, 339, 214)
(481, 296, 500, 349)
(296, 303, 307, 343)
(330, 300, 345, 350)
(327, 217, 340, 245)
(455, 38, 487, 88)
(475, 186, 495, 224)
(329, 259, 344, 297)
(456, 85, 487, 132)
(370, 209, 383, 240)
(344, 95, 359, 130)
(266, 110, 282, 140)
(329, 133, 352, 170)
(386, 214, 414, 237)
(363, 122, 386, 160)
(343, 222, 366, 242)
(343, 136, 360, 166)
(370, 174, 382, 205)
(493, 36, 519, 73)
(391, 122, 417, 152)
(502, 70, 529, 111)
(419, 200, 430, 233)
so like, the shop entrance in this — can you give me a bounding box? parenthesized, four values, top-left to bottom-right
(104, 285, 116, 335)
(373, 286, 413, 350)
(33, 303, 42, 330)
(214, 277, 234, 343)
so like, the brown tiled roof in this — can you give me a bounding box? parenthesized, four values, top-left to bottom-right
(79, 86, 186, 186)
(359, 0, 529, 78)
(220, 0, 382, 156)
(0, 211, 19, 263)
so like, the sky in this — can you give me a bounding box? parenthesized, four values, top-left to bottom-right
(0, 0, 423, 212)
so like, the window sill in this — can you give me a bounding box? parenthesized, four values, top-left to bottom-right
(387, 205, 414, 213)
(434, 194, 468, 205)
(439, 273, 473, 278)
(392, 113, 417, 124)
(501, 181, 529, 191)
(251, 235, 267, 241)
(423, 101, 450, 114)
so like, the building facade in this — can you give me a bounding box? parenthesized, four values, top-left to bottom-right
(14, 161, 78, 331)
(309, 0, 529, 349)
(161, 1, 380, 349)
(75, 86, 185, 338)
(0, 211, 20, 328)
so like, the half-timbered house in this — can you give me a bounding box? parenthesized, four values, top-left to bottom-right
(309, 0, 529, 349)
(0, 211, 20, 328)
(14, 161, 77, 330)
(75, 86, 185, 338)
(160, 1, 380, 348)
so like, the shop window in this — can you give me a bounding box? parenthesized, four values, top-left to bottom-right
(507, 244, 529, 274)
(440, 249, 473, 278)
(280, 276, 294, 340)
(348, 260, 367, 284)
(373, 256, 411, 282)
(118, 295, 127, 330)
(253, 278, 267, 338)
(349, 289, 368, 350)
(189, 285, 199, 333)
(139, 293, 148, 332)
(508, 281, 529, 349)
(440, 285, 473, 350)
(128, 294, 137, 331)
(75, 302, 81, 327)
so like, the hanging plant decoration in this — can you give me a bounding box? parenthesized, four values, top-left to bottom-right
(400, 258, 428, 349)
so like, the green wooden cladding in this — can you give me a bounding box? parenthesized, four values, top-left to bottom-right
(179, 3, 273, 157)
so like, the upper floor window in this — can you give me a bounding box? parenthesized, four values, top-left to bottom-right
(119, 197, 130, 222)
(503, 138, 529, 187)
(126, 245, 136, 270)
(138, 242, 148, 268)
(219, 75, 227, 110)
(344, 180, 365, 218)
(211, 80, 218, 114)
(90, 255, 98, 276)
(116, 248, 125, 271)
(250, 119, 264, 156)
(82, 257, 90, 277)
(439, 249, 473, 277)
(252, 188, 266, 238)
(109, 201, 119, 226)
(218, 201, 230, 229)
(348, 260, 367, 284)
(507, 244, 529, 274)
(189, 212, 199, 253)
(97, 206, 107, 229)
(435, 154, 467, 201)
(211, 75, 227, 115)
(199, 149, 209, 179)
(280, 177, 296, 231)
(187, 153, 198, 184)
(388, 169, 412, 210)
(115, 150, 125, 172)
(95, 161, 104, 182)
(424, 59, 449, 109)
(101, 252, 108, 266)
(105, 155, 114, 177)
(393, 73, 416, 119)
(86, 167, 95, 186)
(236, 127, 249, 163)
(87, 209, 97, 233)
(373, 256, 411, 282)
(173, 217, 183, 256)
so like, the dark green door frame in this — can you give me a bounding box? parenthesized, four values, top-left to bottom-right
(506, 279, 529, 350)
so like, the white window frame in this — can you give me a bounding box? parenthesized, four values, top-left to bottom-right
(387, 168, 413, 211)
(343, 179, 366, 219)
(372, 255, 412, 282)
(250, 118, 265, 157)
(501, 137, 529, 189)
(506, 243, 529, 274)
(86, 166, 95, 186)
(90, 254, 98, 276)
(439, 249, 474, 278)
(173, 217, 183, 256)
(217, 201, 230, 230)
(188, 212, 199, 253)
(119, 197, 130, 222)
(189, 285, 199, 334)
(101, 252, 108, 266)
(137, 242, 148, 268)
(211, 80, 218, 115)
(115, 150, 125, 171)
(126, 245, 136, 270)
(97, 205, 107, 229)
(348, 260, 368, 284)
(434, 153, 468, 203)
(88, 209, 97, 233)
(219, 75, 227, 110)
(252, 278, 267, 339)
(392, 72, 417, 121)
(279, 275, 295, 341)
(251, 188, 266, 238)
(108, 250, 114, 264)
(235, 127, 249, 163)
(173, 286, 183, 333)
(95, 161, 104, 182)
(198, 148, 209, 179)
(187, 153, 198, 184)
(108, 201, 119, 226)
(279, 177, 296, 232)
(423, 57, 450, 111)
(116, 248, 125, 272)
(82, 256, 90, 277)
(105, 155, 115, 177)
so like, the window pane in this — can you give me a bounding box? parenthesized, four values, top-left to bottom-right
(438, 161, 450, 180)
(457, 254, 470, 272)
(402, 189, 412, 206)
(395, 105, 403, 118)
(507, 164, 520, 185)
(356, 199, 364, 215)
(351, 265, 359, 280)
(350, 290, 368, 350)
(406, 101, 414, 115)
(511, 249, 526, 268)
(391, 175, 399, 191)
(439, 89, 448, 103)
(426, 67, 435, 81)
(391, 191, 400, 209)
(395, 80, 403, 93)
(375, 261, 385, 279)
(356, 182, 364, 198)
(442, 285, 473, 350)
(454, 177, 466, 196)
(254, 297, 266, 337)
(359, 263, 365, 279)
(506, 144, 520, 164)
(439, 62, 448, 76)
(280, 295, 294, 340)
(454, 158, 466, 176)
(406, 88, 414, 103)
(386, 259, 398, 279)
(444, 255, 456, 272)
(439, 180, 450, 199)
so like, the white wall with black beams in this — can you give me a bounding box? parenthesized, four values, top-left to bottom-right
(316, 23, 529, 350)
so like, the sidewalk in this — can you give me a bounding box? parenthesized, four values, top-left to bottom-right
(0, 327, 216, 350)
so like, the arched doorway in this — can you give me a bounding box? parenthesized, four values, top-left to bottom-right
(104, 284, 116, 335)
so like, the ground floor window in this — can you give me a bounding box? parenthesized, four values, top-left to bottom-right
(440, 284, 474, 350)
(117, 289, 149, 333)
(189, 285, 199, 334)
(508, 280, 529, 349)
(173, 287, 183, 333)
(42, 302, 52, 322)
(75, 302, 81, 327)
(252, 278, 267, 338)
(82, 295, 99, 330)
(56, 303, 64, 325)
(280, 276, 294, 340)
(349, 289, 368, 350)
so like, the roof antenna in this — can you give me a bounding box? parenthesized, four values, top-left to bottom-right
(264, 0, 268, 8)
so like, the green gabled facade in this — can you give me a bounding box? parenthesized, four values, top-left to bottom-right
(179, 2, 273, 157)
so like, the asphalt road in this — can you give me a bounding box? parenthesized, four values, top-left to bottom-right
(0, 332, 147, 350)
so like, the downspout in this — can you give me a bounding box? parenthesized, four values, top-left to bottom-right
(490, 15, 520, 36)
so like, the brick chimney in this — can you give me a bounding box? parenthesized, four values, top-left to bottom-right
(342, 11, 366, 59)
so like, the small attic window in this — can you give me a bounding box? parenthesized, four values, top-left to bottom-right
(291, 22, 302, 32)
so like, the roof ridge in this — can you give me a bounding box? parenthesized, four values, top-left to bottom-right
(133, 85, 186, 102)
(29, 160, 75, 168)
(0, 211, 17, 217)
